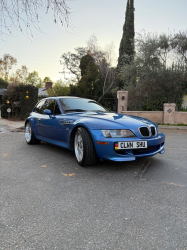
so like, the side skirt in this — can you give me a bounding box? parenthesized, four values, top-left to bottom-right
(35, 135, 72, 151)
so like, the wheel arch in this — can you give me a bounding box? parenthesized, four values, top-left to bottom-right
(25, 118, 30, 127)
(25, 118, 38, 134)
(69, 124, 95, 151)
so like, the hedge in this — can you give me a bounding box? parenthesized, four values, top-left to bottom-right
(0, 104, 8, 118)
(19, 85, 38, 119)
(3, 84, 38, 119)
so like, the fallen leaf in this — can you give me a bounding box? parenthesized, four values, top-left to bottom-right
(41, 165, 47, 168)
(3, 153, 8, 157)
(69, 173, 76, 177)
(62, 173, 76, 177)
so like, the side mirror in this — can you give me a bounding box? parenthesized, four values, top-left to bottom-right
(44, 109, 52, 118)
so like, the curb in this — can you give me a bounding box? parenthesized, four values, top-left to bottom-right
(159, 125, 187, 130)
(10, 126, 25, 132)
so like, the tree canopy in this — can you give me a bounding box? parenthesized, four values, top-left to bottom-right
(69, 54, 101, 98)
(60, 35, 117, 100)
(60, 47, 87, 84)
(43, 77, 52, 84)
(47, 80, 70, 97)
(120, 31, 187, 110)
(9, 66, 29, 84)
(0, 54, 17, 81)
(0, 78, 9, 89)
(26, 71, 43, 88)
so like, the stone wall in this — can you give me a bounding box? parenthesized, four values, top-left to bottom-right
(117, 91, 187, 124)
(174, 112, 187, 124)
(119, 111, 164, 123)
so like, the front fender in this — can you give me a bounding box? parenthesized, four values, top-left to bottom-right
(69, 122, 92, 151)
(25, 117, 39, 135)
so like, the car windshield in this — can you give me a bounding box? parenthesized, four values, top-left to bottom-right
(59, 98, 107, 113)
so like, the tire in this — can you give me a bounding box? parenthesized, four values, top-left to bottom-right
(74, 127, 98, 166)
(25, 121, 41, 145)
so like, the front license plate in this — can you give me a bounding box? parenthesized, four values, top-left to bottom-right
(115, 141, 147, 150)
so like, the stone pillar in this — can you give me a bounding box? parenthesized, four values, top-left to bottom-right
(163, 103, 176, 124)
(117, 91, 128, 113)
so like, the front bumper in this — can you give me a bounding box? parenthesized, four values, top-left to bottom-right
(91, 130, 165, 162)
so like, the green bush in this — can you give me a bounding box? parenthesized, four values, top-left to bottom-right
(0, 78, 9, 89)
(0, 104, 8, 118)
(3, 84, 38, 119)
(19, 85, 38, 119)
(179, 108, 187, 112)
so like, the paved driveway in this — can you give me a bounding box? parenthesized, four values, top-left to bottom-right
(0, 129, 187, 249)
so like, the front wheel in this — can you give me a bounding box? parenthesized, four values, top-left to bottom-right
(25, 121, 41, 144)
(74, 127, 98, 166)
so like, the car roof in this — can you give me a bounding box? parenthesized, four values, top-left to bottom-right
(46, 96, 79, 99)
(42, 96, 91, 100)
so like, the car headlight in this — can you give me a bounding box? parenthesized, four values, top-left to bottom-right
(101, 129, 136, 138)
(157, 126, 161, 134)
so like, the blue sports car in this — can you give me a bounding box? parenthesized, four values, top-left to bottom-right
(25, 97, 165, 166)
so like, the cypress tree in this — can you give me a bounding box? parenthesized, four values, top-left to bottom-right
(128, 0, 135, 56)
(117, 0, 135, 70)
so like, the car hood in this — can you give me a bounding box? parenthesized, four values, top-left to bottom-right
(64, 112, 156, 130)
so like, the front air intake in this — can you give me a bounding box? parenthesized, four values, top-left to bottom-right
(139, 127, 150, 137)
(151, 126, 156, 136)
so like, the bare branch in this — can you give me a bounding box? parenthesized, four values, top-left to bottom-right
(0, 0, 71, 40)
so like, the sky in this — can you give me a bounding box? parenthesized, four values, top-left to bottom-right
(1, 0, 187, 82)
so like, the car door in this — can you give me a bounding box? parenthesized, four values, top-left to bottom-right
(57, 113, 74, 145)
(32, 99, 46, 136)
(36, 99, 60, 140)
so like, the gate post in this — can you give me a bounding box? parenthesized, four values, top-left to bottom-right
(117, 91, 128, 113)
(163, 103, 176, 124)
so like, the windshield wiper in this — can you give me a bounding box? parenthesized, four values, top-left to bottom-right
(65, 109, 87, 113)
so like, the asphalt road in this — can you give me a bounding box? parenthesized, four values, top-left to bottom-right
(0, 129, 187, 250)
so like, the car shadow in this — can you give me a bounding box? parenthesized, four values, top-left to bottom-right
(28, 141, 168, 182)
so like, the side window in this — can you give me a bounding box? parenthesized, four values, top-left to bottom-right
(43, 99, 55, 113)
(54, 101, 61, 115)
(43, 99, 61, 115)
(33, 100, 45, 114)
